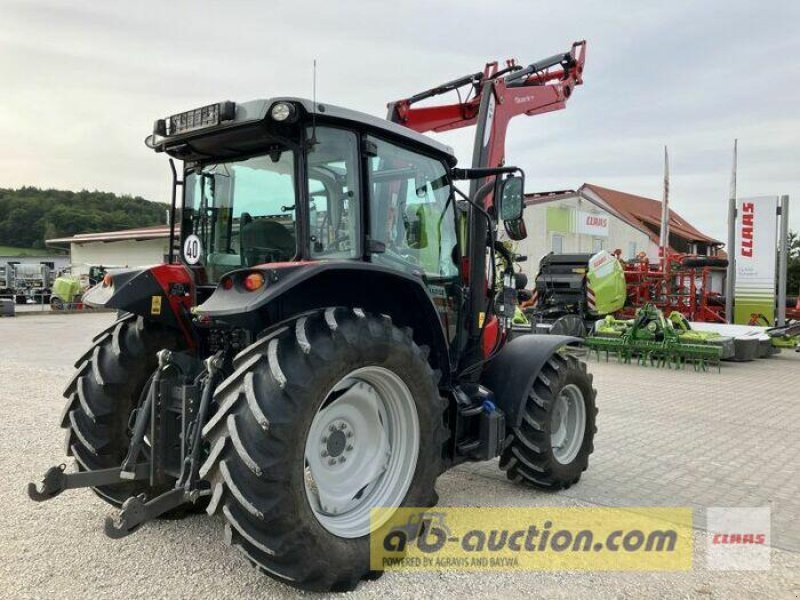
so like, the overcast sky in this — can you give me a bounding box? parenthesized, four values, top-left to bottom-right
(1, 0, 798, 243)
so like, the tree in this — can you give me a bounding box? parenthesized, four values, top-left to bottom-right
(0, 187, 166, 250)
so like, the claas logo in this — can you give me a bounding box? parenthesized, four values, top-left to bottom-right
(741, 202, 754, 258)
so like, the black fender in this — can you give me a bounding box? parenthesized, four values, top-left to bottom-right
(82, 265, 194, 332)
(482, 334, 581, 428)
(197, 261, 452, 378)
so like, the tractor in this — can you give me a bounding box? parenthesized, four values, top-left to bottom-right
(29, 42, 597, 592)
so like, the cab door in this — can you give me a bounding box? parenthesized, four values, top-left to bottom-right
(365, 135, 461, 342)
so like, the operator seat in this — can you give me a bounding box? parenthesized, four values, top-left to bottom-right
(240, 212, 296, 266)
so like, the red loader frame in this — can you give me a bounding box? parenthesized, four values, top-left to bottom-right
(387, 42, 586, 360)
(387, 40, 586, 208)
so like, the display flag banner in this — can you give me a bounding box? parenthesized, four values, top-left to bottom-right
(734, 196, 778, 324)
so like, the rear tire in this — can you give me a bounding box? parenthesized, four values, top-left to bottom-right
(500, 353, 597, 489)
(549, 314, 587, 337)
(201, 307, 446, 592)
(60, 314, 181, 505)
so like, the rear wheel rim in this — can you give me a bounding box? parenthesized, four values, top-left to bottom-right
(304, 366, 419, 539)
(550, 383, 586, 465)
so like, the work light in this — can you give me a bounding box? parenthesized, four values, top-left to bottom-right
(270, 102, 296, 122)
(154, 101, 236, 136)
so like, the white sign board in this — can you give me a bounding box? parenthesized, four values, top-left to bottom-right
(183, 234, 203, 265)
(576, 211, 609, 237)
(734, 196, 778, 323)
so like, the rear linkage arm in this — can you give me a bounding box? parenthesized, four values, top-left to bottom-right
(27, 462, 151, 502)
(28, 350, 224, 539)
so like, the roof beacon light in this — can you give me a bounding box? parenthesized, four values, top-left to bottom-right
(270, 102, 296, 122)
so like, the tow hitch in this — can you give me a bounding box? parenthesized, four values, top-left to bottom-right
(28, 349, 224, 538)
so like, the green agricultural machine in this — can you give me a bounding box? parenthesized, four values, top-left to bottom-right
(767, 321, 800, 351)
(585, 304, 731, 371)
(50, 266, 109, 310)
(524, 250, 626, 337)
(527, 251, 737, 370)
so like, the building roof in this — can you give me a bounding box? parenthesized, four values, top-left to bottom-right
(525, 183, 722, 250)
(46, 225, 170, 246)
(581, 183, 721, 246)
(525, 190, 578, 206)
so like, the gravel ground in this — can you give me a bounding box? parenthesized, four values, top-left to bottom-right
(1, 313, 798, 599)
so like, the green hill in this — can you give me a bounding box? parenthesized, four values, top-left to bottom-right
(0, 187, 166, 251)
(0, 244, 60, 257)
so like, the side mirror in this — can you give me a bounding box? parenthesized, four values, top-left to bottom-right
(498, 175, 524, 221)
(497, 175, 527, 240)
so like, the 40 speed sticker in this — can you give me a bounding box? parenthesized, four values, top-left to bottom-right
(183, 234, 202, 265)
(370, 507, 692, 571)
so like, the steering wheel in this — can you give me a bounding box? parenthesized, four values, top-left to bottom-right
(312, 233, 354, 255)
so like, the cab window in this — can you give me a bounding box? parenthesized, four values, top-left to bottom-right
(183, 151, 296, 282)
(366, 137, 458, 278)
(306, 127, 360, 259)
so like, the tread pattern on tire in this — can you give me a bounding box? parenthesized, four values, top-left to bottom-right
(499, 353, 597, 490)
(60, 314, 179, 505)
(201, 307, 446, 592)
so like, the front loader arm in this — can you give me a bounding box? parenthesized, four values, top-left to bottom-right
(388, 41, 587, 372)
(387, 40, 586, 171)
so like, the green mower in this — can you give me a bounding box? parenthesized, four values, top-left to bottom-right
(585, 304, 729, 372)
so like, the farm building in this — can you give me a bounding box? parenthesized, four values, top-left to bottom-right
(515, 183, 726, 291)
(46, 225, 170, 276)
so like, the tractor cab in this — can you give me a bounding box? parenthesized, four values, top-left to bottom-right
(150, 99, 462, 290)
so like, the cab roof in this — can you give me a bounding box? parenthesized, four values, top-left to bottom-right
(150, 97, 457, 166)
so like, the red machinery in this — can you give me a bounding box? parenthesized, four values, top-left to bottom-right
(618, 251, 728, 322)
(789, 297, 800, 321)
(387, 41, 586, 204)
(387, 42, 586, 355)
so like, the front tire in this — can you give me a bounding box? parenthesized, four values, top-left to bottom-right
(201, 308, 446, 592)
(500, 353, 597, 489)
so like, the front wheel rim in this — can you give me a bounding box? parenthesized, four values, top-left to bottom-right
(550, 383, 587, 465)
(304, 366, 420, 538)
